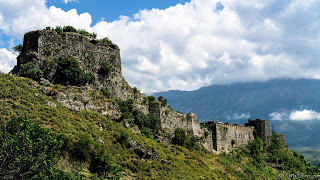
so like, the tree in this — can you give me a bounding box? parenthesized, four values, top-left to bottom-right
(13, 44, 23, 53)
(0, 117, 64, 179)
(172, 128, 188, 146)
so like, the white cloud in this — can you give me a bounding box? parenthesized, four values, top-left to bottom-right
(289, 110, 320, 121)
(269, 109, 320, 121)
(0, 0, 92, 38)
(91, 0, 320, 93)
(1, 0, 320, 93)
(269, 112, 284, 121)
(63, 0, 78, 4)
(0, 48, 17, 73)
(227, 113, 250, 120)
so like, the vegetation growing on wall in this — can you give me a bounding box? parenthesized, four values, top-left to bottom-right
(45, 26, 97, 40)
(54, 56, 95, 86)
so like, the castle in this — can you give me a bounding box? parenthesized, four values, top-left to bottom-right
(13, 29, 286, 152)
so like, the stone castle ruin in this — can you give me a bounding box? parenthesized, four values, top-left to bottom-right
(13, 29, 286, 152)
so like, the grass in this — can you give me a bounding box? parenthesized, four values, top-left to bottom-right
(0, 72, 319, 179)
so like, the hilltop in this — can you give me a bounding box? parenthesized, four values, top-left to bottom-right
(0, 27, 319, 179)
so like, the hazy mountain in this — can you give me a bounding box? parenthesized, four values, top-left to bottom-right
(156, 79, 320, 148)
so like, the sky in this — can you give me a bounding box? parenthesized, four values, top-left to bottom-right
(1, 0, 320, 94)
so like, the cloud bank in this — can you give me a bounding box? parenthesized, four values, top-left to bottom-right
(270, 109, 320, 121)
(1, 0, 320, 93)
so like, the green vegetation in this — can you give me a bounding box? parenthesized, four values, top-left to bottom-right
(0, 117, 81, 179)
(117, 99, 160, 139)
(99, 61, 113, 76)
(0, 73, 319, 179)
(101, 88, 112, 98)
(55, 56, 95, 86)
(148, 95, 155, 102)
(172, 128, 198, 150)
(18, 62, 44, 81)
(157, 96, 167, 106)
(45, 26, 97, 40)
(101, 37, 113, 45)
(291, 148, 320, 167)
(13, 44, 23, 53)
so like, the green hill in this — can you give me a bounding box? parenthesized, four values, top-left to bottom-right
(0, 73, 319, 179)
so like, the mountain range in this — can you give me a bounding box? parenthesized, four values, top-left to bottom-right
(156, 78, 320, 148)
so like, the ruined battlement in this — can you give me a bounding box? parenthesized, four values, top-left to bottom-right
(15, 29, 133, 100)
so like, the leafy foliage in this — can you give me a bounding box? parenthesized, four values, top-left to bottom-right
(13, 44, 23, 53)
(46, 26, 97, 40)
(101, 88, 112, 98)
(157, 96, 167, 106)
(18, 62, 44, 81)
(101, 37, 113, 45)
(99, 61, 113, 76)
(0, 117, 64, 179)
(55, 56, 94, 86)
(148, 95, 155, 102)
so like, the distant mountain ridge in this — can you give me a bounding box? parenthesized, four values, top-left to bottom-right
(155, 78, 320, 147)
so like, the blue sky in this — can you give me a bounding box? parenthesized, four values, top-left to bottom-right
(1, 0, 320, 95)
(46, 0, 190, 23)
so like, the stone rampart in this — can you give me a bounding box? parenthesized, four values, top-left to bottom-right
(17, 30, 133, 100)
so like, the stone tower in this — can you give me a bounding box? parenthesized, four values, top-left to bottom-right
(14, 29, 133, 100)
(245, 119, 271, 142)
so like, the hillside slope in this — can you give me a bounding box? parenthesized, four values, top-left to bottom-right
(1, 73, 319, 179)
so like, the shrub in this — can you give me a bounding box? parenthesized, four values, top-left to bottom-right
(101, 37, 113, 45)
(101, 88, 112, 98)
(143, 97, 148, 104)
(158, 96, 168, 106)
(0, 117, 64, 179)
(231, 139, 236, 147)
(99, 62, 113, 75)
(54, 26, 63, 34)
(13, 44, 23, 53)
(18, 62, 44, 81)
(172, 128, 188, 146)
(133, 87, 139, 99)
(55, 56, 94, 86)
(63, 25, 77, 33)
(148, 96, 155, 102)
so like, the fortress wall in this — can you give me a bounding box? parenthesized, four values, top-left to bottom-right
(212, 123, 254, 151)
(245, 119, 271, 142)
(149, 102, 215, 151)
(18, 30, 133, 100)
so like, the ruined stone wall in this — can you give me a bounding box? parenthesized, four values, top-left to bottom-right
(245, 119, 271, 142)
(149, 102, 213, 151)
(216, 124, 254, 151)
(206, 122, 254, 151)
(17, 30, 133, 100)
